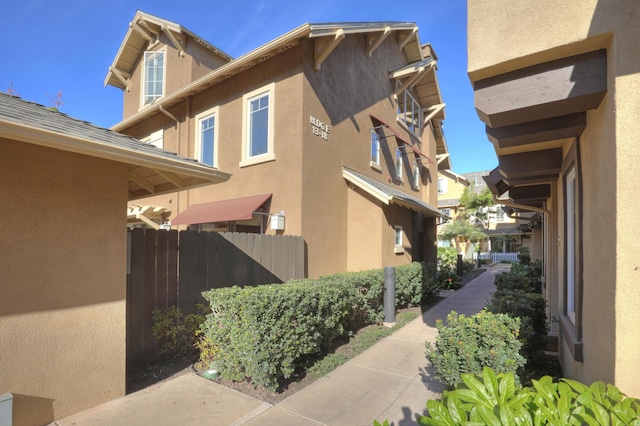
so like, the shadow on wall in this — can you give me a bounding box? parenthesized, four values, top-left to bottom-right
(12, 394, 55, 426)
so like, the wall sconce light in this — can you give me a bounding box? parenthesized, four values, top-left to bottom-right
(270, 210, 285, 231)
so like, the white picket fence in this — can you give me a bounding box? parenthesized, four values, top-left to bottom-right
(474, 252, 519, 263)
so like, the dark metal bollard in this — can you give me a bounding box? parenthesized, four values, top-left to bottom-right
(457, 254, 463, 276)
(384, 266, 396, 324)
(477, 253, 482, 268)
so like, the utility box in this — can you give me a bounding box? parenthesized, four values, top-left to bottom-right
(0, 393, 12, 426)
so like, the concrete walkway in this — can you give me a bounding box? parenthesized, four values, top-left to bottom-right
(54, 263, 508, 426)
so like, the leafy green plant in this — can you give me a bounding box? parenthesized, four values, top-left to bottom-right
(426, 310, 526, 388)
(437, 247, 462, 289)
(151, 304, 207, 355)
(408, 367, 640, 426)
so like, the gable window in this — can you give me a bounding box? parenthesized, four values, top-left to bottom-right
(438, 177, 448, 194)
(370, 129, 381, 169)
(412, 160, 420, 189)
(241, 83, 275, 167)
(396, 81, 421, 135)
(395, 148, 403, 180)
(195, 106, 219, 167)
(142, 51, 165, 106)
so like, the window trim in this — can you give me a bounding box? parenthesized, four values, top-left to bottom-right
(240, 83, 276, 167)
(560, 139, 583, 362)
(394, 225, 404, 253)
(370, 128, 381, 170)
(141, 49, 166, 108)
(195, 106, 220, 168)
(395, 148, 403, 181)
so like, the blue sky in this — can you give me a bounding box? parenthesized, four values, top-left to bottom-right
(0, 0, 496, 173)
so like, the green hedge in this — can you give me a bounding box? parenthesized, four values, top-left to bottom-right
(426, 310, 526, 388)
(200, 262, 437, 390)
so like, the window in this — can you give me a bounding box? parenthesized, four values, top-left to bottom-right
(142, 51, 164, 106)
(141, 129, 163, 149)
(195, 106, 219, 167)
(370, 129, 381, 168)
(395, 148, 403, 180)
(412, 160, 420, 188)
(394, 225, 404, 253)
(437, 177, 448, 194)
(241, 83, 275, 167)
(396, 82, 421, 135)
(495, 206, 505, 222)
(566, 166, 576, 324)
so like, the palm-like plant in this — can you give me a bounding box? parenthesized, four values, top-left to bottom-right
(440, 219, 487, 256)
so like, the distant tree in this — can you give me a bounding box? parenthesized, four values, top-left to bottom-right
(440, 219, 487, 256)
(458, 184, 495, 229)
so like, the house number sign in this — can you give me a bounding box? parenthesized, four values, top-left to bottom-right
(310, 115, 330, 140)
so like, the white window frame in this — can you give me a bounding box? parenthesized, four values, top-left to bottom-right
(438, 177, 448, 194)
(240, 83, 275, 167)
(394, 225, 404, 253)
(141, 129, 164, 149)
(141, 49, 166, 108)
(395, 148, 403, 180)
(566, 167, 576, 324)
(195, 106, 219, 167)
(370, 129, 381, 169)
(412, 159, 420, 189)
(396, 81, 421, 135)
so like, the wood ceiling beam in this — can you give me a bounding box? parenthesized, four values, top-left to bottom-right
(156, 169, 184, 188)
(161, 24, 185, 57)
(423, 103, 445, 126)
(314, 29, 345, 71)
(486, 112, 586, 149)
(108, 67, 130, 92)
(398, 27, 418, 51)
(509, 184, 551, 202)
(498, 148, 563, 181)
(129, 171, 155, 194)
(474, 49, 607, 128)
(131, 22, 155, 42)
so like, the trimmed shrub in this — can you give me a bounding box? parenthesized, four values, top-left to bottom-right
(425, 310, 526, 388)
(414, 367, 640, 426)
(200, 262, 438, 390)
(200, 280, 354, 390)
(486, 289, 549, 368)
(494, 271, 535, 292)
(436, 247, 462, 289)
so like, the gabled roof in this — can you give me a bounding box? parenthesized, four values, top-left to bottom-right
(105, 10, 233, 90)
(343, 166, 445, 218)
(110, 18, 427, 132)
(0, 92, 230, 200)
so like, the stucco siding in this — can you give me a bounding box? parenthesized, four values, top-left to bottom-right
(0, 140, 128, 422)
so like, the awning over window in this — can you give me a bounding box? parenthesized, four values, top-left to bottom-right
(343, 167, 446, 218)
(170, 193, 272, 225)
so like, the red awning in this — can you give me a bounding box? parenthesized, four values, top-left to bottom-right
(170, 193, 272, 225)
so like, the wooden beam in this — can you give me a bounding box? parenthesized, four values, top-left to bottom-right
(394, 64, 430, 97)
(498, 148, 563, 181)
(129, 171, 155, 194)
(509, 184, 551, 202)
(483, 167, 511, 197)
(487, 112, 586, 149)
(156, 169, 184, 188)
(131, 22, 154, 42)
(398, 27, 418, 51)
(161, 24, 185, 57)
(367, 26, 391, 58)
(314, 29, 345, 71)
(423, 103, 445, 126)
(109, 67, 130, 91)
(474, 49, 607, 128)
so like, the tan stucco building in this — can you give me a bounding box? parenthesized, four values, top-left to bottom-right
(108, 12, 452, 277)
(0, 93, 229, 424)
(468, 0, 640, 395)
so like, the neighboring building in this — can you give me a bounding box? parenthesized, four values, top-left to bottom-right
(437, 169, 532, 255)
(0, 92, 229, 424)
(106, 11, 451, 277)
(469, 1, 640, 395)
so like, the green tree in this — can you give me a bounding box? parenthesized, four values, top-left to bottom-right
(440, 219, 487, 256)
(458, 184, 494, 228)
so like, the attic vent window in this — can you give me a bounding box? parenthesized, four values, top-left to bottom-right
(142, 51, 165, 106)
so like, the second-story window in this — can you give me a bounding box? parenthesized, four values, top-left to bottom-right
(195, 106, 219, 167)
(142, 51, 164, 106)
(413, 160, 420, 188)
(370, 129, 380, 168)
(395, 148, 403, 180)
(437, 177, 447, 194)
(241, 83, 275, 167)
(396, 81, 421, 135)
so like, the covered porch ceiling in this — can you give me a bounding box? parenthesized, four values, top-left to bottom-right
(474, 48, 607, 206)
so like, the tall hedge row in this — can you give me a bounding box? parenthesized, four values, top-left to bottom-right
(200, 262, 437, 390)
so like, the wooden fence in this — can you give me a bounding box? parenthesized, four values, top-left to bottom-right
(126, 228, 306, 369)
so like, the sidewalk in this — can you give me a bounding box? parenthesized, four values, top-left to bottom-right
(54, 263, 508, 426)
